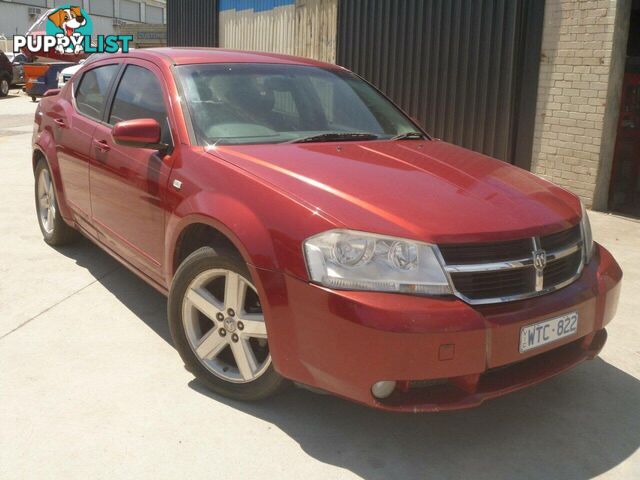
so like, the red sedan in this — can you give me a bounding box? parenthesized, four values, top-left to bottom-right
(32, 48, 622, 411)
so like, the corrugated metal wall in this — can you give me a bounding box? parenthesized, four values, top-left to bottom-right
(168, 0, 218, 47)
(337, 0, 545, 167)
(219, 0, 337, 63)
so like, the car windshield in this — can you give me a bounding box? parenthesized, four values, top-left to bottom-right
(177, 63, 420, 145)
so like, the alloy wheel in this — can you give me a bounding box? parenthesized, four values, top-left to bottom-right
(0, 79, 8, 96)
(182, 268, 271, 383)
(37, 168, 56, 234)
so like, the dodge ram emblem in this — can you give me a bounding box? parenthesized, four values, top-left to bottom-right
(533, 249, 547, 271)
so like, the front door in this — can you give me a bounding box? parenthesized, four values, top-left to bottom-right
(89, 60, 174, 282)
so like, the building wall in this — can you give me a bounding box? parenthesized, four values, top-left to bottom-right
(0, 1, 46, 37)
(294, 0, 337, 63)
(89, 0, 115, 18)
(530, 0, 626, 207)
(219, 1, 296, 55)
(146, 4, 163, 24)
(0, 0, 166, 50)
(119, 23, 166, 48)
(219, 0, 337, 64)
(120, 0, 141, 22)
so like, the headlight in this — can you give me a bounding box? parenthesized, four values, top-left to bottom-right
(303, 230, 452, 295)
(580, 202, 594, 263)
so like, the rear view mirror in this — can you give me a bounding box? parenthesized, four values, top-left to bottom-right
(112, 118, 166, 150)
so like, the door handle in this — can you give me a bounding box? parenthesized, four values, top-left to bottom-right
(93, 139, 111, 153)
(54, 118, 66, 128)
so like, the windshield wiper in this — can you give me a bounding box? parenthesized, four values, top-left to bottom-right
(289, 132, 379, 144)
(391, 131, 426, 140)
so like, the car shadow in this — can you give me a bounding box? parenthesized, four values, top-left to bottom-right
(53, 237, 172, 344)
(189, 361, 640, 479)
(56, 237, 640, 479)
(0, 92, 21, 100)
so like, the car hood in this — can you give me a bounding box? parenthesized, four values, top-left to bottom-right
(208, 140, 581, 244)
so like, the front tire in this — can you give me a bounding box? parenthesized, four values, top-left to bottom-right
(34, 159, 79, 245)
(168, 246, 286, 401)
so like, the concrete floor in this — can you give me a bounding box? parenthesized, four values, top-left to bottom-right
(0, 91, 638, 479)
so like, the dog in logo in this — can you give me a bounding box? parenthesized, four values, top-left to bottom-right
(48, 6, 87, 54)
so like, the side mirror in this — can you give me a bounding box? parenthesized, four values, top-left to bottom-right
(112, 118, 166, 150)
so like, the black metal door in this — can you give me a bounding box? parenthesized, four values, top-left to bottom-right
(337, 0, 545, 168)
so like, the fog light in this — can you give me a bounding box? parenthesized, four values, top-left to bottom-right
(371, 380, 396, 399)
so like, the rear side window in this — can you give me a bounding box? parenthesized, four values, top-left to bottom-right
(108, 65, 171, 144)
(75, 64, 119, 120)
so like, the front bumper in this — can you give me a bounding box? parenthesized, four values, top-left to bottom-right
(252, 244, 622, 412)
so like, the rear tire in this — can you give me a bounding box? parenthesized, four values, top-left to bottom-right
(34, 159, 79, 246)
(169, 246, 287, 401)
(0, 76, 9, 97)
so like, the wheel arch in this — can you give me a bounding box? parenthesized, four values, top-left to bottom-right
(32, 146, 47, 172)
(172, 221, 246, 275)
(32, 143, 74, 222)
(165, 192, 279, 288)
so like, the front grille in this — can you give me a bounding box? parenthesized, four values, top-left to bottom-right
(439, 238, 532, 265)
(543, 249, 582, 289)
(450, 267, 535, 300)
(540, 224, 581, 250)
(439, 224, 584, 304)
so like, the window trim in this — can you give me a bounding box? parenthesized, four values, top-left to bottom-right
(72, 62, 124, 125)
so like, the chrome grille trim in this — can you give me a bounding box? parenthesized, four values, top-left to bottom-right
(436, 226, 585, 305)
(443, 242, 582, 274)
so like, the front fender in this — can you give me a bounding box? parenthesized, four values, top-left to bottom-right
(164, 181, 339, 288)
(165, 191, 277, 282)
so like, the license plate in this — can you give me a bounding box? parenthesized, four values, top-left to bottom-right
(519, 312, 579, 353)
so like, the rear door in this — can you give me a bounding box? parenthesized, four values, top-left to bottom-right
(56, 62, 120, 228)
(89, 59, 174, 282)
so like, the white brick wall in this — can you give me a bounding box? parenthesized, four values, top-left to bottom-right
(531, 0, 619, 206)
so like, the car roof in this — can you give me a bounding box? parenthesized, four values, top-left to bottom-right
(105, 47, 342, 70)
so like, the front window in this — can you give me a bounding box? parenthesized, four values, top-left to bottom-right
(108, 64, 171, 145)
(177, 63, 419, 145)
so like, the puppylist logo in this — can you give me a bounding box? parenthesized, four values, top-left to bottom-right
(14, 4, 132, 55)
